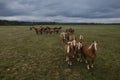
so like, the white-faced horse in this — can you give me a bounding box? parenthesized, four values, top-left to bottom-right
(75, 41, 83, 62)
(64, 41, 75, 66)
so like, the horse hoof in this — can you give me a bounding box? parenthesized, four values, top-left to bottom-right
(87, 65, 90, 70)
(91, 65, 94, 68)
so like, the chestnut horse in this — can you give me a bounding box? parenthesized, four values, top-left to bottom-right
(32, 27, 43, 34)
(60, 32, 66, 42)
(75, 41, 83, 62)
(64, 41, 75, 66)
(81, 41, 98, 69)
(65, 28, 74, 34)
(60, 32, 71, 42)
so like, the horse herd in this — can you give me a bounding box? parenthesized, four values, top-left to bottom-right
(60, 28, 98, 70)
(30, 26, 62, 34)
(30, 26, 98, 70)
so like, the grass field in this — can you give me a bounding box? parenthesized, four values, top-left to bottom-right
(0, 25, 120, 80)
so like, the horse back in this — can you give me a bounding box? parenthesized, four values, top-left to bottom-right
(81, 45, 95, 58)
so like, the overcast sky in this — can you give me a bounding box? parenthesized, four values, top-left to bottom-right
(0, 0, 120, 23)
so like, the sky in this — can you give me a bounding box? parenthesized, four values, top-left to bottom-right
(0, 0, 120, 23)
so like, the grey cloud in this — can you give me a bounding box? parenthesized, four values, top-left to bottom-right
(0, 0, 120, 23)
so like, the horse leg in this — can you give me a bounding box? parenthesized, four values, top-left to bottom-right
(86, 58, 91, 70)
(66, 56, 69, 62)
(87, 61, 90, 70)
(80, 53, 83, 62)
(77, 54, 80, 62)
(69, 58, 72, 66)
(76, 51, 80, 62)
(69, 61, 72, 66)
(87, 64, 90, 70)
(66, 56, 71, 66)
(40, 31, 42, 34)
(91, 59, 94, 68)
(77, 50, 83, 62)
(36, 31, 38, 34)
(88, 58, 94, 69)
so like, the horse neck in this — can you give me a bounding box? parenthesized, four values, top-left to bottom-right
(88, 43, 97, 54)
(92, 46, 96, 55)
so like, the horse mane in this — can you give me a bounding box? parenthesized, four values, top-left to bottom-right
(88, 41, 97, 51)
(88, 43, 94, 50)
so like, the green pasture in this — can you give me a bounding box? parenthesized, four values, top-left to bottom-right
(0, 25, 120, 80)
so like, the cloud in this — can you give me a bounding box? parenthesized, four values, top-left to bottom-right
(0, 0, 120, 23)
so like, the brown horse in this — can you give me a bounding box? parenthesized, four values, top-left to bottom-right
(60, 32, 66, 42)
(53, 28, 60, 34)
(32, 27, 43, 34)
(64, 41, 75, 66)
(65, 28, 74, 34)
(74, 35, 84, 62)
(75, 41, 83, 62)
(81, 41, 98, 69)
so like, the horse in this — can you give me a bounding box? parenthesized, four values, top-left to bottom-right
(75, 35, 84, 62)
(32, 27, 42, 34)
(64, 41, 75, 66)
(81, 41, 98, 70)
(75, 41, 83, 62)
(70, 34, 77, 53)
(65, 28, 74, 34)
(60, 32, 66, 42)
(51, 27, 62, 34)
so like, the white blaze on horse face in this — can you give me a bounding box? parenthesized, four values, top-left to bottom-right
(67, 45, 70, 53)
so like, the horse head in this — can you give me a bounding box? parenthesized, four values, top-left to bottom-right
(77, 42, 82, 50)
(79, 35, 83, 42)
(67, 41, 74, 53)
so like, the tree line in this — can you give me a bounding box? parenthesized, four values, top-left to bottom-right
(0, 20, 120, 26)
